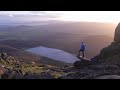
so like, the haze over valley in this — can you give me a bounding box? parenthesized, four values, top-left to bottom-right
(0, 21, 116, 64)
(0, 11, 118, 65)
(2, 11, 120, 79)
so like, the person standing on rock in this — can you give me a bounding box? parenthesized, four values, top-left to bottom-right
(78, 42, 86, 58)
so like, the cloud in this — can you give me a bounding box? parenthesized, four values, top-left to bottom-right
(0, 11, 63, 24)
(0, 11, 62, 22)
(0, 11, 61, 18)
(29, 11, 62, 18)
(0, 11, 13, 17)
(30, 11, 46, 14)
(8, 13, 14, 17)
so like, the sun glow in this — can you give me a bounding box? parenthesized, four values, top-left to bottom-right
(56, 11, 120, 24)
(0, 11, 120, 25)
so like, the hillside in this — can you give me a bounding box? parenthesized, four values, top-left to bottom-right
(0, 53, 67, 79)
(0, 44, 69, 66)
(0, 22, 115, 58)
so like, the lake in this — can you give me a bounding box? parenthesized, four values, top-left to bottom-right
(26, 46, 79, 63)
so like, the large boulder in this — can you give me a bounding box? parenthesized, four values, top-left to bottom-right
(74, 60, 91, 68)
(1, 69, 15, 79)
(74, 56, 91, 68)
(114, 23, 120, 43)
(1, 69, 24, 79)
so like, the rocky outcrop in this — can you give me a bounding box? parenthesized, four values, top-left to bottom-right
(59, 23, 120, 79)
(114, 23, 120, 43)
(91, 42, 120, 62)
(73, 56, 92, 68)
(1, 66, 55, 79)
(74, 60, 91, 69)
(91, 23, 120, 61)
(0, 52, 64, 79)
(1, 69, 16, 79)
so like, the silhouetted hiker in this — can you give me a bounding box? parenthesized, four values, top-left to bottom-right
(78, 42, 86, 58)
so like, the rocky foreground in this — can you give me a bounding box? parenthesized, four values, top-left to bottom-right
(0, 52, 68, 79)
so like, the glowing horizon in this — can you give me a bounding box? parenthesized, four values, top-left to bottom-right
(0, 11, 120, 24)
(55, 11, 120, 24)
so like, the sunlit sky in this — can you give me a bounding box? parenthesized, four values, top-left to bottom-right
(0, 11, 120, 24)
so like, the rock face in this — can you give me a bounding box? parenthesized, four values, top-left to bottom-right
(74, 60, 91, 68)
(91, 23, 120, 61)
(74, 56, 91, 68)
(59, 23, 120, 79)
(114, 23, 120, 43)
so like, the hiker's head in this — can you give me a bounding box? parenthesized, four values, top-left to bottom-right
(82, 42, 84, 44)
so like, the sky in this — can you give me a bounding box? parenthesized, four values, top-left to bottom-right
(0, 11, 120, 24)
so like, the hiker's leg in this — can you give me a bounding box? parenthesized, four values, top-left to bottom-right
(82, 51, 84, 58)
(78, 50, 80, 56)
(78, 51, 80, 56)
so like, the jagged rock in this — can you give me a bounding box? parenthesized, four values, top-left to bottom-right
(74, 60, 91, 68)
(13, 72, 23, 79)
(58, 75, 74, 79)
(114, 23, 120, 43)
(23, 72, 55, 79)
(1, 69, 23, 79)
(91, 43, 120, 62)
(39, 72, 55, 79)
(58, 76, 73, 79)
(23, 74, 41, 79)
(88, 62, 120, 71)
(59, 71, 94, 79)
(1, 69, 16, 79)
(77, 55, 90, 61)
(74, 56, 91, 68)
(92, 23, 120, 61)
(62, 66, 74, 73)
(94, 75, 120, 79)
